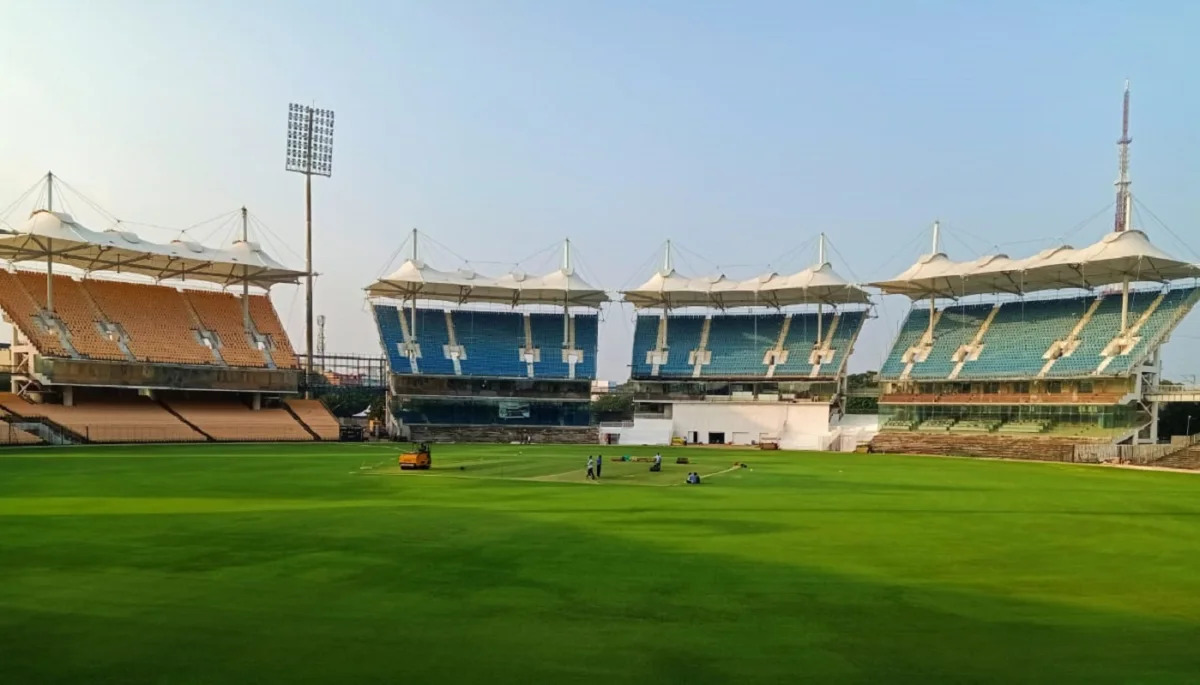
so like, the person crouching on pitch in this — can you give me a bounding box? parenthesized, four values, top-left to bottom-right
(586, 455, 595, 480)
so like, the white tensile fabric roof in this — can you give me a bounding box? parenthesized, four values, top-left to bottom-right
(0, 210, 302, 287)
(366, 259, 609, 307)
(872, 230, 1200, 299)
(621, 263, 870, 308)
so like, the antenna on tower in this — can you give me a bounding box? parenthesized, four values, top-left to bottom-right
(1114, 80, 1132, 233)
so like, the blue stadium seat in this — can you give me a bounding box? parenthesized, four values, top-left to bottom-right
(704, 315, 782, 376)
(454, 311, 527, 378)
(879, 308, 932, 379)
(373, 304, 409, 373)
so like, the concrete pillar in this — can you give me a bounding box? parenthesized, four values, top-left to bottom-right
(252, 393, 262, 411)
(62, 385, 74, 407)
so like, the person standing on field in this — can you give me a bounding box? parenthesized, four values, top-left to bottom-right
(595, 453, 603, 479)
(586, 455, 595, 480)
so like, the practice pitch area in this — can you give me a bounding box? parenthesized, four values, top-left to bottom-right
(2, 443, 1200, 684)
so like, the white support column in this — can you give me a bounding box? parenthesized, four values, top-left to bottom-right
(252, 392, 262, 411)
(927, 295, 936, 341)
(1120, 278, 1130, 334)
(46, 239, 54, 313)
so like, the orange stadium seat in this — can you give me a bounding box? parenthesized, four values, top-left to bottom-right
(167, 399, 313, 441)
(13, 272, 127, 361)
(0, 392, 205, 443)
(249, 294, 300, 369)
(184, 290, 269, 368)
(0, 271, 69, 356)
(0, 273, 301, 370)
(82, 280, 218, 366)
(285, 399, 340, 440)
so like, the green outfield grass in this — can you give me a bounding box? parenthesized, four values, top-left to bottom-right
(2, 442, 1200, 684)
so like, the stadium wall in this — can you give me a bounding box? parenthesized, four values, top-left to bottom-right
(668, 401, 831, 449)
(870, 432, 1106, 461)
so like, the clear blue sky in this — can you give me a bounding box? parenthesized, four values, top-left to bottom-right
(2, 1, 1199, 380)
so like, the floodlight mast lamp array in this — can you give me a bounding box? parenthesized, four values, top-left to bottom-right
(286, 103, 334, 398)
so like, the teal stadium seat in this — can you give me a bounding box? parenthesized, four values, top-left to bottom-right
(907, 304, 993, 380)
(703, 315, 782, 376)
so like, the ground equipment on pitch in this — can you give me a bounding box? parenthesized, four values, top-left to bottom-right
(398, 442, 432, 470)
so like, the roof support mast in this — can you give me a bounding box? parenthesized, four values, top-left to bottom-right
(928, 220, 940, 342)
(241, 207, 251, 331)
(410, 228, 418, 340)
(562, 238, 572, 348)
(45, 171, 54, 314)
(817, 233, 827, 344)
(1115, 81, 1133, 333)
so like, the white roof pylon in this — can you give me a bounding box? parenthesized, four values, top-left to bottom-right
(621, 264, 870, 309)
(364, 236, 609, 307)
(735, 263, 873, 307)
(0, 210, 302, 288)
(872, 229, 1200, 299)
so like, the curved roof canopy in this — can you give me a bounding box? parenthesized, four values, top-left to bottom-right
(0, 210, 302, 288)
(872, 230, 1200, 299)
(622, 263, 870, 309)
(365, 260, 609, 307)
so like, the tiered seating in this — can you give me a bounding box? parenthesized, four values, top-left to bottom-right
(908, 304, 992, 379)
(284, 399, 340, 440)
(572, 315, 599, 379)
(1044, 294, 1137, 377)
(656, 315, 705, 377)
(630, 315, 663, 377)
(404, 308, 455, 375)
(185, 290, 267, 367)
(374, 306, 601, 379)
(917, 418, 956, 431)
(0, 392, 204, 442)
(952, 297, 1091, 379)
(15, 272, 127, 361)
(0, 422, 41, 444)
(949, 418, 1000, 433)
(0, 273, 299, 369)
(1108, 287, 1200, 374)
(1049, 287, 1200, 377)
(815, 310, 867, 376)
(0, 271, 69, 355)
(881, 417, 917, 431)
(880, 309, 933, 379)
(772, 312, 834, 376)
(374, 305, 409, 372)
(83, 280, 217, 365)
(529, 313, 570, 377)
(248, 295, 299, 369)
(168, 400, 312, 441)
(630, 312, 866, 379)
(454, 311, 525, 377)
(705, 315, 782, 376)
(998, 420, 1049, 434)
(881, 392, 1125, 405)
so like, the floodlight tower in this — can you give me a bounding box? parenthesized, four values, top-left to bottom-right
(286, 103, 335, 398)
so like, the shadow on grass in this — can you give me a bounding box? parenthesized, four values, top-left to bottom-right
(1, 501, 1198, 685)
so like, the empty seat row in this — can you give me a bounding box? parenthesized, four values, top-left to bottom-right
(373, 305, 599, 379)
(0, 271, 299, 369)
(630, 312, 867, 379)
(881, 287, 1200, 381)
